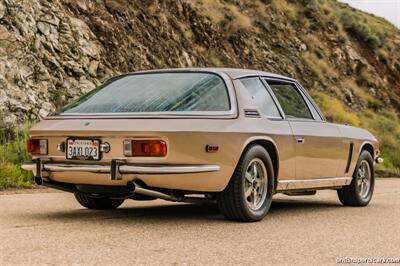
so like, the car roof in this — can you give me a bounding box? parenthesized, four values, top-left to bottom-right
(132, 68, 297, 81)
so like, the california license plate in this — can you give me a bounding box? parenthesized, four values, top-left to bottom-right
(66, 139, 100, 160)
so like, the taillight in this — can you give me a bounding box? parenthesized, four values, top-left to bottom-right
(27, 139, 48, 155)
(123, 140, 167, 157)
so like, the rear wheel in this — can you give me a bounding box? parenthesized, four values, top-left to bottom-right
(217, 145, 274, 222)
(75, 192, 125, 210)
(337, 150, 374, 206)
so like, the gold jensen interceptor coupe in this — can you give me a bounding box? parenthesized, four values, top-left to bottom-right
(23, 68, 383, 222)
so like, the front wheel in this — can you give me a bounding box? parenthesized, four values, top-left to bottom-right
(75, 192, 125, 210)
(217, 145, 274, 222)
(337, 150, 375, 206)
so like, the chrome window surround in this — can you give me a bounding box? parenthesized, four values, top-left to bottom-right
(234, 74, 326, 123)
(263, 78, 316, 121)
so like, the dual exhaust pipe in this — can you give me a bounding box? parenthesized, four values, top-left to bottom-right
(35, 176, 212, 203)
(35, 176, 179, 201)
(128, 180, 215, 203)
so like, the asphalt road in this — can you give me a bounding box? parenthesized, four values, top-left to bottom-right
(1, 178, 399, 265)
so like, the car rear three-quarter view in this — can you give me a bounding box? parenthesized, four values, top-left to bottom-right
(22, 68, 383, 222)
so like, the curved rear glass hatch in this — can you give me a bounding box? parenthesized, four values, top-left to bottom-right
(57, 72, 231, 115)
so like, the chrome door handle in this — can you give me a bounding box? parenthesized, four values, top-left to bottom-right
(296, 137, 305, 144)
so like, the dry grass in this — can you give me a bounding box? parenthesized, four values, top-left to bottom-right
(189, 0, 252, 29)
(341, 79, 377, 106)
(271, 0, 299, 20)
(190, 0, 225, 24)
(311, 91, 361, 126)
(208, 49, 223, 66)
(303, 34, 324, 52)
(302, 51, 338, 80)
(225, 3, 252, 28)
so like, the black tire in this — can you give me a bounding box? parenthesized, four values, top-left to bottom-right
(217, 145, 274, 222)
(337, 150, 375, 206)
(74, 192, 125, 210)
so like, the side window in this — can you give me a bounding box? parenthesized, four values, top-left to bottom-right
(266, 81, 313, 120)
(303, 94, 323, 120)
(297, 83, 324, 121)
(240, 78, 281, 118)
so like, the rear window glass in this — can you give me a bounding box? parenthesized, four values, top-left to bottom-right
(58, 73, 230, 114)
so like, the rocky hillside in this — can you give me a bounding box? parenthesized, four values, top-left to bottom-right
(0, 0, 399, 171)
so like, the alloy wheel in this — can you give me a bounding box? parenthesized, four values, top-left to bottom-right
(243, 158, 268, 210)
(357, 160, 371, 200)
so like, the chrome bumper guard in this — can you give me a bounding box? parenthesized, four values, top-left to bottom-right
(22, 159, 220, 181)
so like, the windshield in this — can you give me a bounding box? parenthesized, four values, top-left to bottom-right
(58, 72, 230, 114)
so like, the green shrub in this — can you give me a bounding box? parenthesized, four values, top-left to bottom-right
(368, 115, 400, 171)
(0, 162, 32, 188)
(339, 10, 381, 49)
(0, 123, 31, 163)
(0, 123, 33, 189)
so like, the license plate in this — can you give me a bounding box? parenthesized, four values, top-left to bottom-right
(66, 139, 100, 160)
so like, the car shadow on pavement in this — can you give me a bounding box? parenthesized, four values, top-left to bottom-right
(270, 199, 342, 214)
(24, 198, 343, 224)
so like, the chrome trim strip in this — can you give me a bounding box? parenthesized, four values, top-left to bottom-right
(52, 111, 235, 117)
(21, 162, 220, 174)
(120, 164, 220, 174)
(276, 177, 352, 192)
(45, 115, 237, 120)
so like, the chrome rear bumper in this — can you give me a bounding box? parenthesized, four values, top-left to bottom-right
(22, 160, 220, 180)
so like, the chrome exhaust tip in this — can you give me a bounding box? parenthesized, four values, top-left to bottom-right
(126, 180, 136, 192)
(34, 176, 43, 185)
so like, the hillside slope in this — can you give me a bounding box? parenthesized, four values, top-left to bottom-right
(0, 0, 399, 173)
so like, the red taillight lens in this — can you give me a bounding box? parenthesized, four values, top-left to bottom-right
(124, 140, 167, 157)
(27, 139, 48, 155)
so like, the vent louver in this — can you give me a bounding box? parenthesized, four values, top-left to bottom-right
(244, 109, 261, 118)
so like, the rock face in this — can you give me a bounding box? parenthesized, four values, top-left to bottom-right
(0, 0, 110, 127)
(0, 0, 399, 129)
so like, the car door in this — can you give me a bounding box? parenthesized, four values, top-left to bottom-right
(263, 78, 346, 179)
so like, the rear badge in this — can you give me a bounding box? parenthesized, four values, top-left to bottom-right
(206, 145, 219, 153)
(84, 122, 91, 126)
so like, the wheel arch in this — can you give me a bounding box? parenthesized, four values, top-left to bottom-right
(359, 141, 374, 159)
(240, 136, 280, 189)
